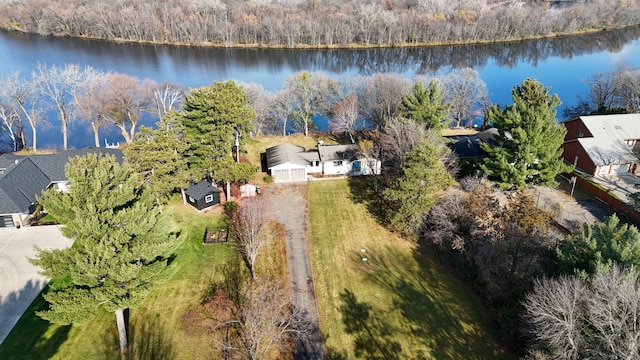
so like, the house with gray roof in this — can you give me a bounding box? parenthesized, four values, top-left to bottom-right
(264, 142, 380, 182)
(0, 148, 123, 227)
(562, 114, 640, 176)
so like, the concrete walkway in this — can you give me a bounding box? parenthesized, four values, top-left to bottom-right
(0, 225, 72, 345)
(265, 184, 324, 360)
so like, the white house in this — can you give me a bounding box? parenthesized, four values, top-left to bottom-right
(264, 142, 381, 183)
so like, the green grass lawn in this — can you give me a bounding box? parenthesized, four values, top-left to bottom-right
(0, 199, 231, 360)
(308, 178, 515, 360)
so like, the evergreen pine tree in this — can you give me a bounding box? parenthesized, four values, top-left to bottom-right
(124, 110, 189, 208)
(181, 81, 257, 183)
(383, 138, 454, 238)
(481, 78, 572, 189)
(31, 154, 178, 353)
(400, 80, 450, 131)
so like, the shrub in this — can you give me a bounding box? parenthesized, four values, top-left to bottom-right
(263, 175, 274, 184)
(225, 201, 239, 219)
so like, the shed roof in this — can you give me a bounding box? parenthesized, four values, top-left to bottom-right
(185, 180, 221, 199)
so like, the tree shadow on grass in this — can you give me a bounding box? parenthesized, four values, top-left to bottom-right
(338, 289, 404, 360)
(0, 280, 71, 360)
(347, 177, 390, 226)
(129, 314, 176, 360)
(351, 245, 514, 360)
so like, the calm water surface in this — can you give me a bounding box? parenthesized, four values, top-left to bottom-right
(1, 27, 640, 149)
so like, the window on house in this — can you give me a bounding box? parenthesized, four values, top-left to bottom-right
(333, 160, 343, 166)
(189, 196, 195, 202)
(353, 161, 361, 171)
(205, 194, 214, 203)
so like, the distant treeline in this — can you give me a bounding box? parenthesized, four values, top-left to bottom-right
(0, 0, 639, 48)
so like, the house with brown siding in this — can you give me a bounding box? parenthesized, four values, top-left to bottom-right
(561, 114, 640, 176)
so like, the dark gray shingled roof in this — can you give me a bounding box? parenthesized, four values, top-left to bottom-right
(0, 158, 51, 215)
(0, 153, 25, 172)
(0, 148, 124, 215)
(185, 180, 221, 199)
(28, 148, 124, 182)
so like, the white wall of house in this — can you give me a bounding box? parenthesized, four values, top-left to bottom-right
(307, 161, 322, 173)
(322, 160, 351, 175)
(351, 158, 382, 176)
(51, 181, 70, 192)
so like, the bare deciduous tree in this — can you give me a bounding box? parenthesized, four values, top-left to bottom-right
(100, 73, 155, 143)
(152, 81, 183, 118)
(329, 94, 359, 143)
(0, 71, 45, 151)
(205, 277, 308, 360)
(0, 103, 22, 151)
(378, 117, 427, 175)
(361, 73, 411, 130)
(524, 266, 640, 359)
(33, 63, 84, 150)
(232, 196, 275, 279)
(72, 67, 109, 147)
(524, 276, 586, 360)
(441, 68, 489, 128)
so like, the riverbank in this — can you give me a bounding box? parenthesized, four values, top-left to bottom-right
(0, 25, 632, 50)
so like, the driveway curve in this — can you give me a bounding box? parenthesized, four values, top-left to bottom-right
(265, 183, 324, 360)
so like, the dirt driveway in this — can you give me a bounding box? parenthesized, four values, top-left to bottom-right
(0, 225, 72, 345)
(265, 183, 324, 360)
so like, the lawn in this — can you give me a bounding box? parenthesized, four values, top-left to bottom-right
(308, 178, 515, 360)
(0, 198, 232, 360)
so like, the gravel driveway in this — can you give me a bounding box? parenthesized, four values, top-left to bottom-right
(265, 183, 324, 360)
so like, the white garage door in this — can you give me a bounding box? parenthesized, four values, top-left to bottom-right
(290, 168, 306, 181)
(271, 169, 289, 182)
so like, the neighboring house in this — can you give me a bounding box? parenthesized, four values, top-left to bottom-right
(184, 179, 222, 211)
(562, 114, 640, 176)
(0, 148, 123, 228)
(264, 142, 381, 183)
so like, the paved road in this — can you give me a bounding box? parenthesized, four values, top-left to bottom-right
(0, 225, 73, 345)
(265, 184, 324, 360)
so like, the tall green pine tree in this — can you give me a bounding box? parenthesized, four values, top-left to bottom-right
(400, 80, 451, 131)
(124, 110, 189, 208)
(181, 81, 257, 183)
(384, 138, 454, 238)
(31, 154, 178, 353)
(481, 78, 572, 189)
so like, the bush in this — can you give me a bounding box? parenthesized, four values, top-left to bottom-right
(225, 201, 239, 219)
(263, 175, 274, 184)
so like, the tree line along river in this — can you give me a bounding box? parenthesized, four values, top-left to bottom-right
(1, 26, 640, 150)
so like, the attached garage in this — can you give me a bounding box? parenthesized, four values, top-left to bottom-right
(269, 165, 307, 182)
(265, 144, 312, 183)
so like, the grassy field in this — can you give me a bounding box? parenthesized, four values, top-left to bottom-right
(308, 178, 515, 359)
(0, 199, 232, 360)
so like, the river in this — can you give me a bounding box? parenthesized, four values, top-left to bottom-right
(1, 27, 640, 150)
